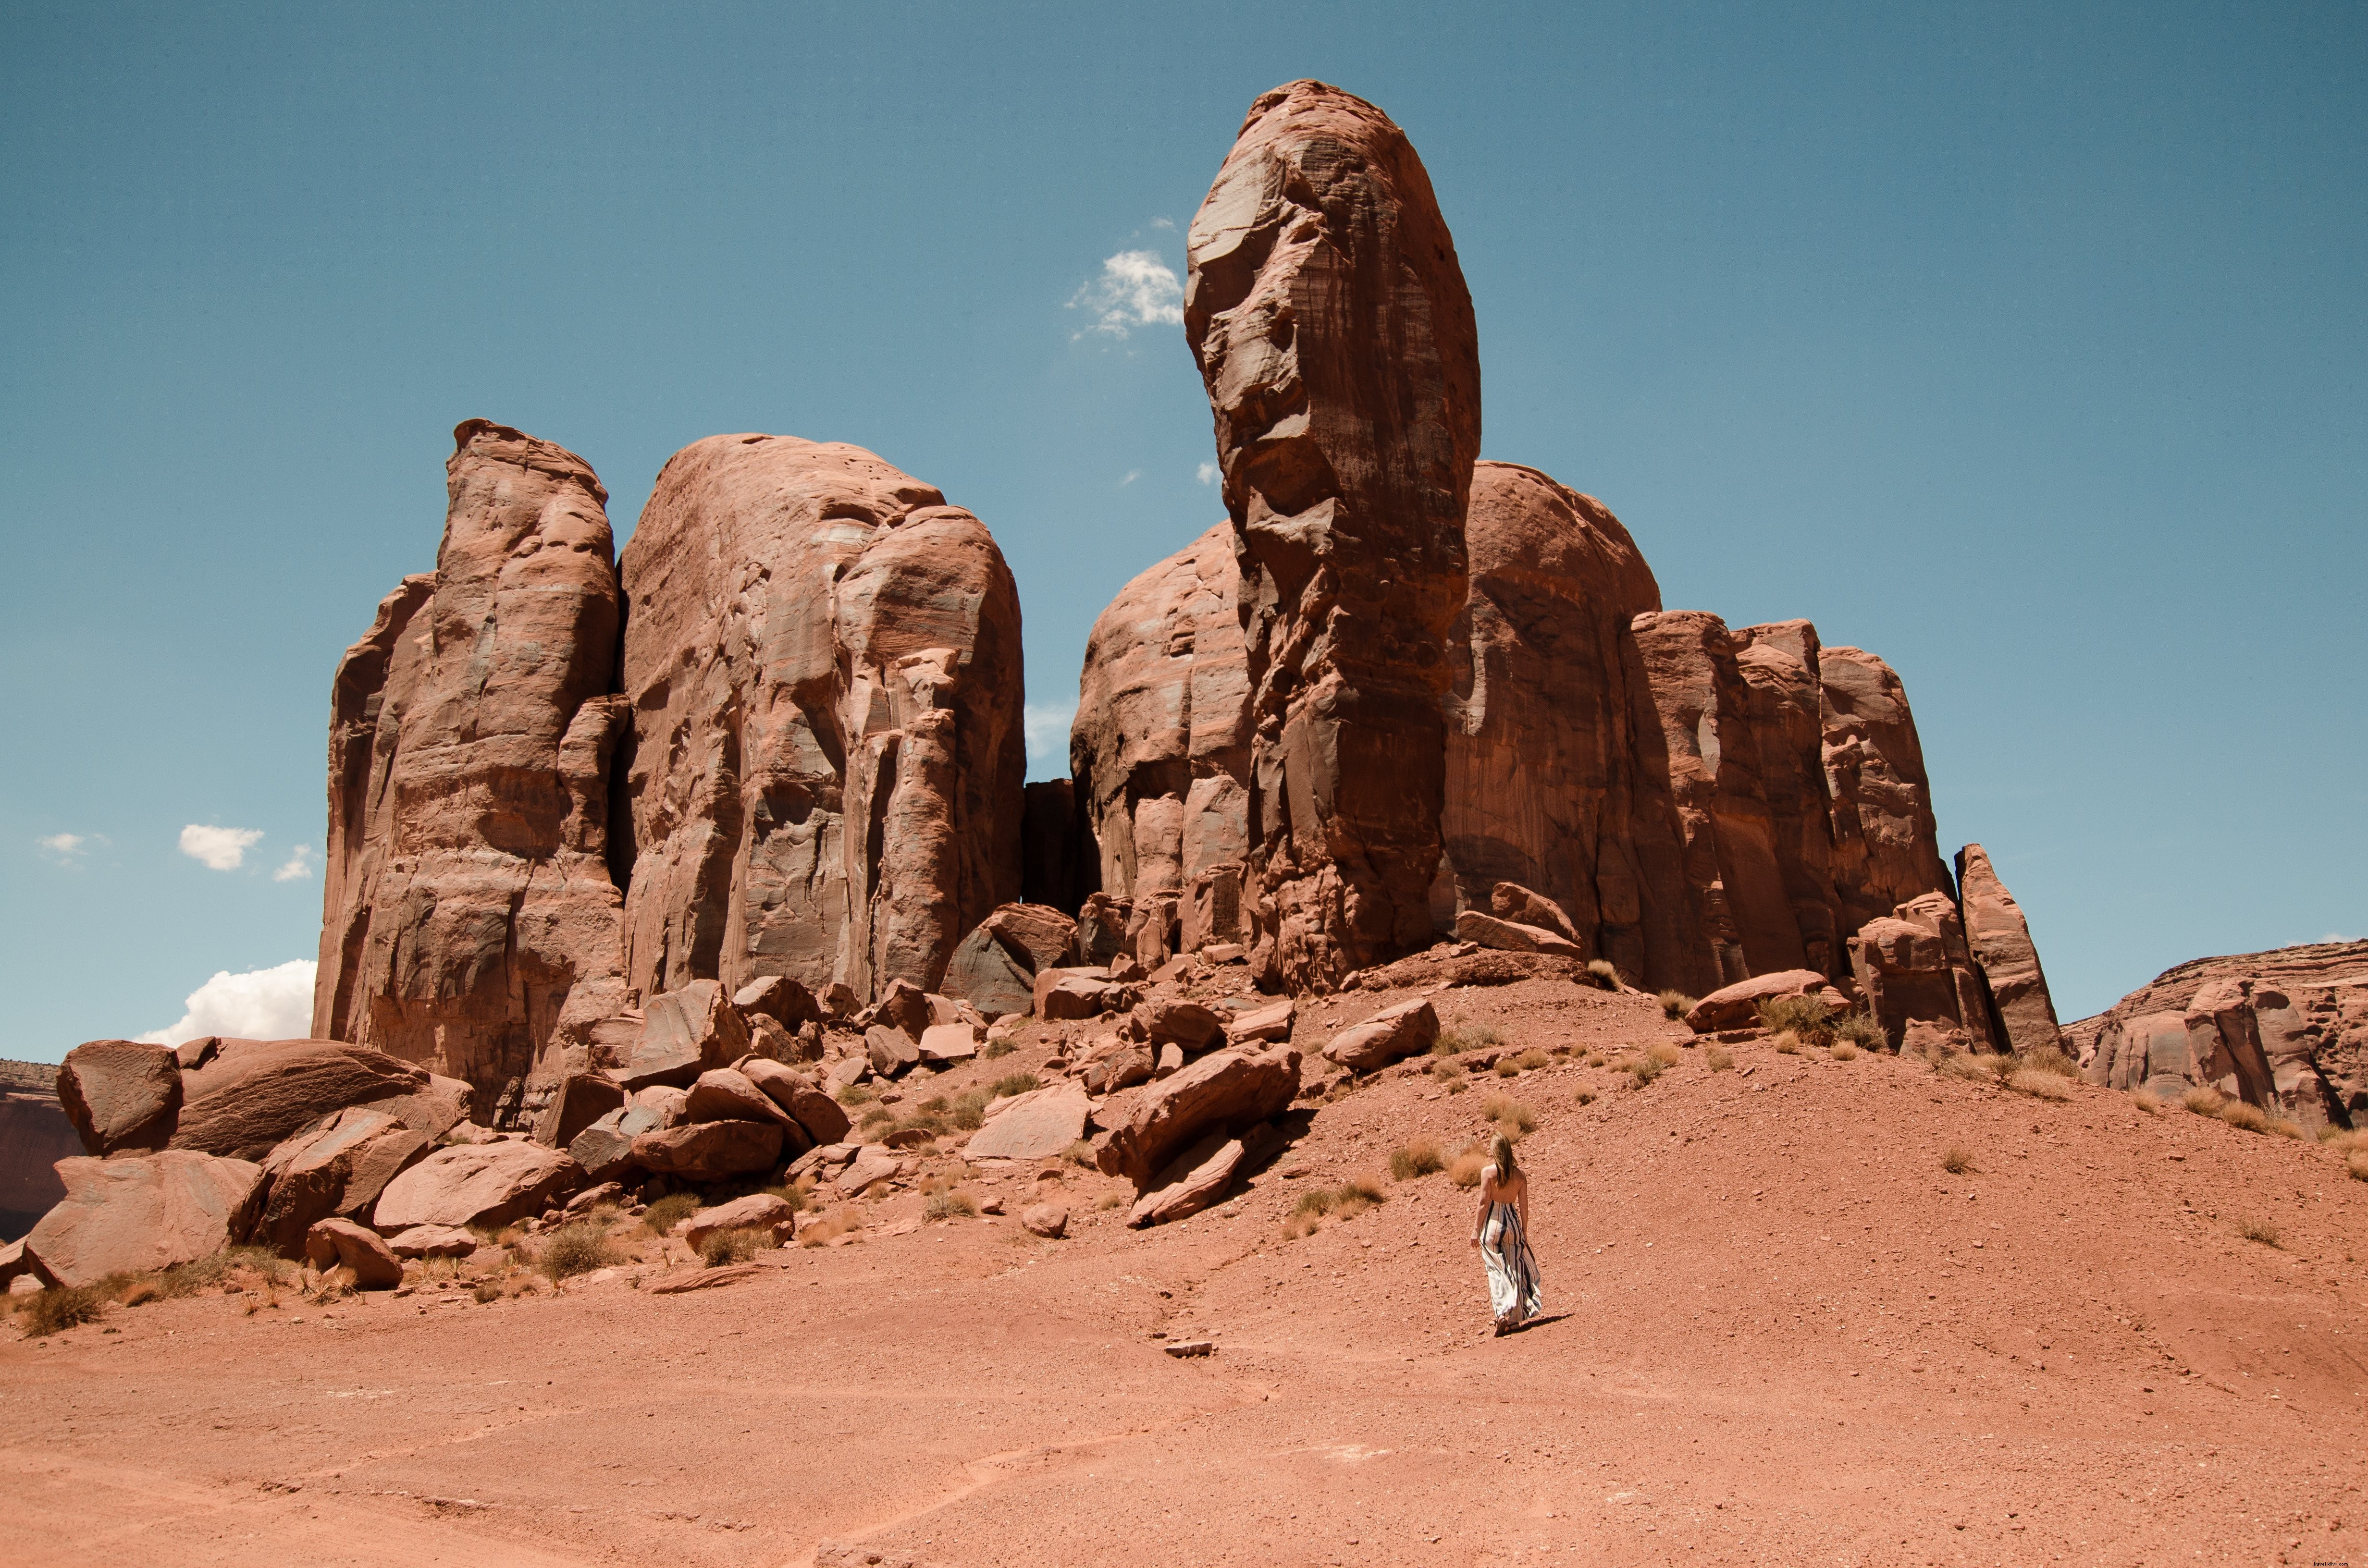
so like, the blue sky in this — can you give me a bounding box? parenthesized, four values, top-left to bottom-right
(2, 2, 2360, 1059)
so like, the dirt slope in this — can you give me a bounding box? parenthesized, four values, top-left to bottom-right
(5, 978, 2362, 1567)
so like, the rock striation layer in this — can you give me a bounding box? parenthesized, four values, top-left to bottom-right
(1184, 80, 1483, 990)
(313, 419, 629, 1100)
(617, 435, 1025, 1008)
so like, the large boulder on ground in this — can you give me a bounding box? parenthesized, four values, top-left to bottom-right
(1036, 968, 1124, 1021)
(169, 1038, 444, 1162)
(1081, 1036, 1155, 1095)
(1453, 912, 1581, 959)
(620, 981, 750, 1091)
(737, 1060, 852, 1146)
(864, 1025, 922, 1077)
(568, 1105, 662, 1183)
(965, 1083, 1091, 1161)
(304, 1217, 402, 1289)
(312, 420, 630, 1106)
(1127, 1130, 1247, 1228)
(370, 1142, 582, 1233)
(387, 1224, 477, 1259)
(1225, 999, 1296, 1044)
(1021, 1202, 1068, 1239)
(253, 1106, 433, 1256)
(23, 1152, 266, 1289)
(629, 1120, 783, 1182)
(1142, 1000, 1225, 1052)
(1489, 882, 1580, 943)
(940, 927, 1035, 1020)
(531, 1072, 626, 1150)
(1323, 998, 1440, 1071)
(56, 1040, 183, 1156)
(1848, 894, 1996, 1051)
(733, 975, 821, 1031)
(1953, 844, 2062, 1056)
(918, 1023, 979, 1066)
(687, 1067, 792, 1128)
(616, 435, 1024, 1004)
(832, 1145, 904, 1197)
(1682, 970, 1837, 1034)
(679, 1193, 793, 1250)
(1184, 80, 1481, 989)
(1095, 1041, 1301, 1187)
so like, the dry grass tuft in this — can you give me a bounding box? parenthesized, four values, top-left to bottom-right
(1830, 1041, 1860, 1061)
(797, 1204, 867, 1248)
(2315, 1126, 2365, 1151)
(982, 1037, 1018, 1060)
(1757, 994, 1834, 1042)
(2131, 1090, 2162, 1114)
(540, 1222, 618, 1281)
(925, 1188, 980, 1222)
(1658, 990, 1696, 1020)
(2182, 1086, 2225, 1116)
(16, 1284, 103, 1336)
(1938, 1052, 1995, 1084)
(1291, 1176, 1388, 1232)
(641, 1192, 701, 1236)
(1940, 1144, 1976, 1175)
(1585, 958, 1622, 991)
(1573, 1088, 1597, 1106)
(1390, 1139, 1445, 1181)
(700, 1227, 777, 1266)
(1448, 1148, 1488, 1188)
(2236, 1216, 2282, 1248)
(2010, 1069, 2074, 1102)
(2347, 1148, 2368, 1183)
(1830, 1011, 1885, 1050)
(471, 1281, 502, 1303)
(991, 1072, 1042, 1099)
(1515, 1048, 1551, 1071)
(2266, 1116, 2305, 1140)
(1772, 1031, 1803, 1056)
(1096, 1191, 1125, 1211)
(837, 1083, 876, 1107)
(2021, 1044, 2081, 1079)
(1705, 1046, 1734, 1072)
(1491, 1058, 1521, 1078)
(1063, 1139, 1096, 1167)
(1646, 1041, 1683, 1069)
(2219, 1100, 2270, 1135)
(761, 1182, 809, 1214)
(1482, 1093, 1537, 1138)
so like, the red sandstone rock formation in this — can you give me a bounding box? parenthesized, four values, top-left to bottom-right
(1953, 844, 2062, 1054)
(617, 435, 1024, 1006)
(314, 420, 630, 1098)
(2072, 940, 2366, 1127)
(1818, 645, 1952, 933)
(1185, 80, 1483, 990)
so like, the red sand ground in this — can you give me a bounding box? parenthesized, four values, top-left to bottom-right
(5, 977, 2363, 1567)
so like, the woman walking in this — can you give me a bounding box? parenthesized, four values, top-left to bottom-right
(1469, 1131, 1542, 1335)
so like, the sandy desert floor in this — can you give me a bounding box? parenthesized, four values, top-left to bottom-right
(6, 977, 2364, 1568)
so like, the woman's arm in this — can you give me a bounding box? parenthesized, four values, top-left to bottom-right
(1470, 1165, 1496, 1247)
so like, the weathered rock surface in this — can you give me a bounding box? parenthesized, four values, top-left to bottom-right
(387, 1223, 477, 1259)
(833, 1145, 903, 1197)
(965, 1083, 1091, 1161)
(732, 975, 821, 1031)
(1953, 845, 2061, 1055)
(1818, 645, 1953, 936)
(0, 1063, 77, 1242)
(1453, 911, 1582, 959)
(629, 1120, 783, 1182)
(1141, 999, 1226, 1052)
(737, 1060, 852, 1146)
(531, 1072, 626, 1150)
(567, 1105, 661, 1184)
(618, 981, 750, 1091)
(686, 1068, 793, 1129)
(170, 1039, 444, 1163)
(2074, 941, 2367, 1127)
(679, 1192, 794, 1250)
(1848, 894, 1997, 1052)
(1127, 1130, 1246, 1227)
(23, 1152, 266, 1289)
(917, 1023, 979, 1065)
(1184, 80, 1482, 990)
(1225, 998, 1297, 1044)
(315, 420, 630, 1102)
(253, 1106, 433, 1256)
(371, 1142, 582, 1232)
(1020, 1202, 1068, 1239)
(1081, 1037, 1156, 1096)
(1035, 968, 1127, 1021)
(1489, 882, 1580, 943)
(1322, 997, 1440, 1071)
(56, 1041, 182, 1157)
(1682, 970, 1838, 1035)
(1095, 1041, 1301, 1187)
(304, 1216, 402, 1289)
(865, 1026, 922, 1078)
(617, 435, 1024, 1004)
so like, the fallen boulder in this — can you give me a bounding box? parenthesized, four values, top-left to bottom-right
(687, 1067, 793, 1128)
(865, 1025, 922, 1077)
(387, 1224, 477, 1259)
(253, 1106, 433, 1256)
(568, 1105, 662, 1183)
(1323, 998, 1440, 1072)
(370, 1142, 582, 1233)
(680, 1192, 794, 1250)
(1095, 1041, 1301, 1187)
(633, 1086, 690, 1128)
(1081, 1037, 1156, 1095)
(832, 1145, 903, 1197)
(629, 1120, 783, 1182)
(733, 974, 821, 1030)
(23, 1152, 266, 1289)
(1143, 1000, 1226, 1052)
(1454, 911, 1583, 959)
(1489, 882, 1580, 944)
(1035, 968, 1124, 1021)
(531, 1073, 626, 1150)
(618, 980, 750, 1091)
(738, 1060, 853, 1146)
(1127, 1130, 1247, 1228)
(917, 1022, 979, 1065)
(170, 1038, 437, 1162)
(1682, 969, 1837, 1034)
(1020, 1202, 1069, 1239)
(963, 1083, 1090, 1161)
(304, 1217, 403, 1289)
(56, 1040, 182, 1156)
(1225, 999, 1296, 1044)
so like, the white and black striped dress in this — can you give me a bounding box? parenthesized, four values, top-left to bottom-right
(1480, 1200, 1543, 1325)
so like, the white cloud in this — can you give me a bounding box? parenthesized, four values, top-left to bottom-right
(180, 823, 264, 871)
(135, 959, 317, 1047)
(38, 832, 88, 862)
(1069, 249, 1184, 340)
(1118, 469, 1142, 488)
(1196, 462, 1219, 486)
(273, 845, 318, 882)
(1149, 216, 1175, 231)
(1023, 700, 1077, 776)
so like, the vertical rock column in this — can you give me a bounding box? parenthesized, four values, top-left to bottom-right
(1184, 79, 1482, 990)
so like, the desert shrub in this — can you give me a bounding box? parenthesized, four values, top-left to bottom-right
(1390, 1139, 1445, 1181)
(1482, 1094, 1536, 1138)
(2236, 1217, 2281, 1248)
(1646, 1041, 1683, 1069)
(18, 1285, 102, 1336)
(945, 1090, 990, 1131)
(1573, 1088, 1597, 1106)
(472, 1282, 502, 1303)
(641, 1192, 701, 1236)
(1938, 1052, 1994, 1084)
(1427, 1056, 1466, 1081)
(797, 1204, 866, 1247)
(540, 1222, 618, 1281)
(2182, 1086, 2225, 1116)
(1613, 1050, 1663, 1087)
(2131, 1090, 2162, 1114)
(2314, 1125, 2362, 1149)
(2010, 1070, 2073, 1102)
(925, 1189, 979, 1222)
(1435, 1025, 1503, 1056)
(761, 1182, 808, 1214)
(1515, 1048, 1550, 1071)
(1492, 1059, 1521, 1078)
(1063, 1139, 1096, 1167)
(2347, 1149, 2368, 1183)
(699, 1226, 775, 1267)
(1585, 959, 1621, 991)
(1757, 994, 1834, 1042)
(2219, 1100, 2270, 1135)
(991, 1072, 1042, 1100)
(1772, 1032, 1802, 1056)
(1830, 1011, 1884, 1050)
(1705, 1047, 1733, 1072)
(157, 1245, 290, 1299)
(1658, 990, 1696, 1020)
(1941, 1145, 1975, 1175)
(837, 1082, 876, 1106)
(1097, 1192, 1125, 1211)
(1448, 1147, 1488, 1188)
(1830, 1041, 1860, 1061)
(859, 1103, 896, 1129)
(2021, 1044, 2081, 1079)
(982, 1037, 1017, 1060)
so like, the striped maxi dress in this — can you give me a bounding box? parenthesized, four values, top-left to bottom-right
(1480, 1200, 1543, 1326)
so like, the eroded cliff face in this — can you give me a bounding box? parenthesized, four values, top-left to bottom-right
(313, 420, 629, 1099)
(616, 435, 1024, 1004)
(1185, 79, 1483, 990)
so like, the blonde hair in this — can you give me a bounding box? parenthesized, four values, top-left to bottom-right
(1490, 1131, 1519, 1183)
